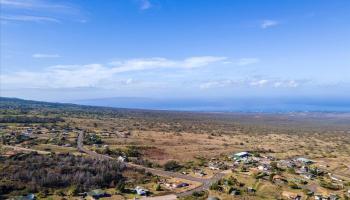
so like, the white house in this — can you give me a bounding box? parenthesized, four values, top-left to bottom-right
(135, 186, 148, 196)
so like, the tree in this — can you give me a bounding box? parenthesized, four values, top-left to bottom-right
(116, 182, 125, 193)
(163, 160, 182, 171)
(154, 184, 161, 191)
(125, 146, 141, 157)
(270, 161, 278, 170)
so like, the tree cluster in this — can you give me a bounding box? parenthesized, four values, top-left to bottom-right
(0, 152, 126, 196)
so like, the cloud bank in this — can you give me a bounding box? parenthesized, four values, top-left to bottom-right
(1, 56, 227, 89)
(32, 53, 61, 58)
(200, 78, 304, 89)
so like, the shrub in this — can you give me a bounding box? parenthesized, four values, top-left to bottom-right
(125, 146, 141, 157)
(209, 182, 220, 191)
(253, 172, 266, 179)
(192, 190, 207, 197)
(287, 167, 296, 174)
(163, 160, 182, 171)
(320, 180, 341, 190)
(288, 182, 300, 189)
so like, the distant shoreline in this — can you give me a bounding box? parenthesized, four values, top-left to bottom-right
(2, 96, 350, 114)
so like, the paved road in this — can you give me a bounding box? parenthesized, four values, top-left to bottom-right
(77, 131, 225, 197)
(176, 172, 225, 197)
(77, 131, 114, 160)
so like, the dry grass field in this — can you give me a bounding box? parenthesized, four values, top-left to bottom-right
(1, 98, 350, 199)
(63, 113, 350, 179)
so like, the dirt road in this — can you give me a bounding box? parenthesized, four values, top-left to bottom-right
(3, 145, 51, 154)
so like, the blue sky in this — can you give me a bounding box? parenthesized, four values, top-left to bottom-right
(1, 0, 349, 102)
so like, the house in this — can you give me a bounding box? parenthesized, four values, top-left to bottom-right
(209, 161, 224, 170)
(314, 194, 332, 200)
(209, 164, 220, 170)
(135, 186, 148, 196)
(329, 194, 339, 200)
(296, 157, 313, 165)
(247, 187, 256, 194)
(282, 191, 301, 200)
(231, 152, 250, 160)
(258, 164, 270, 171)
(345, 190, 350, 199)
(303, 173, 316, 180)
(230, 188, 241, 196)
(194, 170, 206, 177)
(118, 155, 127, 162)
(87, 189, 108, 200)
(298, 165, 309, 174)
(117, 131, 130, 138)
(314, 195, 322, 200)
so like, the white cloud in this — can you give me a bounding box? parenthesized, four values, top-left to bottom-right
(237, 58, 260, 66)
(183, 56, 227, 68)
(32, 53, 61, 58)
(109, 56, 227, 72)
(0, 0, 86, 23)
(200, 80, 236, 89)
(139, 0, 152, 10)
(261, 20, 279, 29)
(1, 64, 112, 89)
(287, 80, 299, 88)
(0, 0, 67, 9)
(222, 58, 260, 66)
(1, 15, 60, 23)
(109, 58, 176, 73)
(250, 79, 269, 87)
(0, 0, 32, 7)
(200, 78, 303, 89)
(2, 56, 227, 89)
(273, 80, 299, 88)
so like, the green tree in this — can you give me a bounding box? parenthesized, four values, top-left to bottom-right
(67, 185, 78, 197)
(163, 160, 182, 171)
(116, 182, 125, 193)
(154, 184, 161, 191)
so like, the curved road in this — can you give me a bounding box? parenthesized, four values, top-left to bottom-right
(77, 131, 225, 197)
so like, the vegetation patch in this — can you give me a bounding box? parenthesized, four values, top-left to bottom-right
(0, 152, 125, 198)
